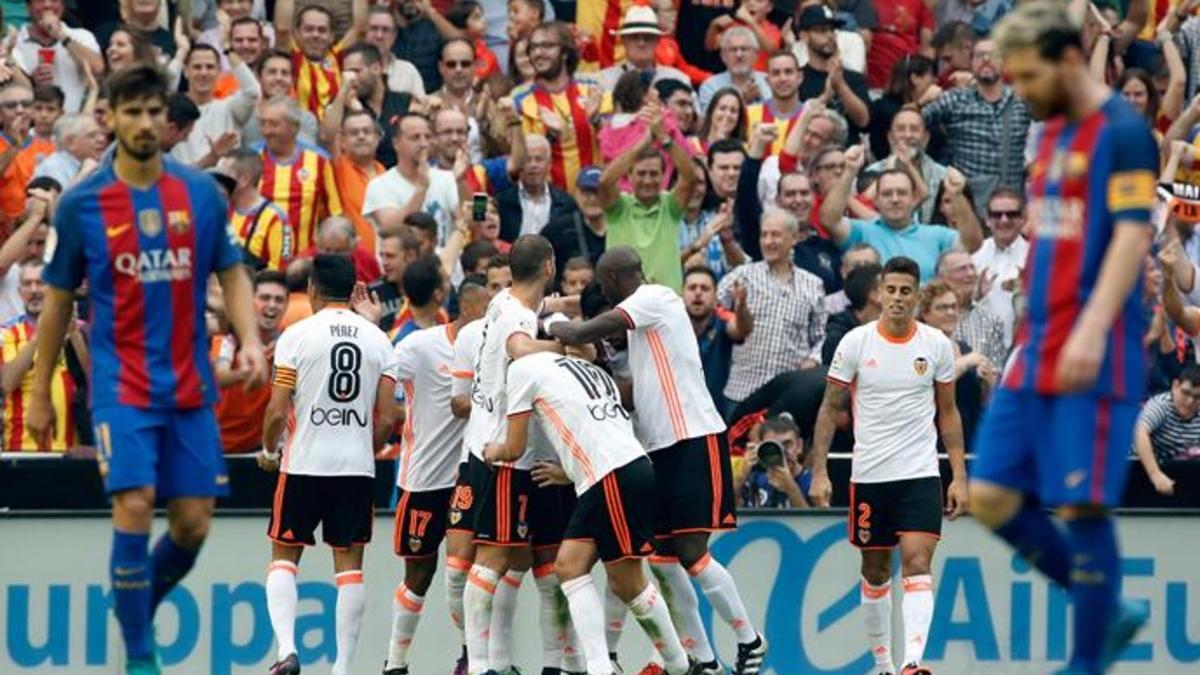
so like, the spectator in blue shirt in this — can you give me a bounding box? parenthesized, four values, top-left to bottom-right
(684, 265, 752, 416)
(736, 412, 813, 508)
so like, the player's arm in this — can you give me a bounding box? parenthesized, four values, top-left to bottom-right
(1134, 418, 1176, 495)
(507, 331, 564, 359)
(485, 411, 532, 464)
(808, 379, 851, 507)
(217, 265, 268, 389)
(260, 382, 294, 471)
(935, 380, 968, 519)
(546, 310, 628, 346)
(373, 375, 398, 451)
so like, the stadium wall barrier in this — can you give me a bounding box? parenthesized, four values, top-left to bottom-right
(2, 512, 1198, 674)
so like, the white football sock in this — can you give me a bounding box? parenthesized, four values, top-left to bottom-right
(688, 553, 757, 643)
(534, 563, 567, 668)
(332, 570, 365, 675)
(488, 569, 524, 671)
(628, 581, 690, 675)
(650, 556, 715, 662)
(902, 575, 934, 666)
(604, 582, 627, 654)
(562, 575, 613, 675)
(265, 561, 298, 661)
(464, 565, 498, 675)
(445, 556, 470, 641)
(385, 583, 424, 669)
(861, 578, 894, 669)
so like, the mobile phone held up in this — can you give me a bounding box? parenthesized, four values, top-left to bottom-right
(472, 193, 488, 222)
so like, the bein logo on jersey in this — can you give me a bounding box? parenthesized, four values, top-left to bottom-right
(309, 407, 368, 427)
(113, 248, 194, 283)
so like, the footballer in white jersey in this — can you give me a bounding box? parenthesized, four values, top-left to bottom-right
(809, 257, 968, 675)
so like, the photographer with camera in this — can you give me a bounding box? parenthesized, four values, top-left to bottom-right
(736, 413, 812, 508)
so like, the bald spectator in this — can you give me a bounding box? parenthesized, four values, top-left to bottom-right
(33, 113, 104, 187)
(496, 134, 580, 241)
(598, 5, 690, 92)
(698, 25, 768, 113)
(311, 215, 383, 283)
(864, 106, 949, 223)
(937, 249, 1007, 370)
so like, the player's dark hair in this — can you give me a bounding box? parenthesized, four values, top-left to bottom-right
(33, 84, 64, 107)
(1178, 364, 1200, 387)
(343, 41, 383, 65)
(462, 240, 499, 275)
(509, 234, 554, 282)
(254, 269, 287, 291)
(403, 255, 445, 307)
(882, 256, 921, 286)
(185, 43, 221, 66)
(707, 137, 746, 167)
(684, 265, 718, 287)
(845, 263, 882, 312)
(166, 92, 200, 126)
(26, 176, 62, 194)
(106, 64, 168, 107)
(760, 412, 800, 438)
(403, 212, 438, 241)
(580, 280, 610, 320)
(311, 254, 356, 302)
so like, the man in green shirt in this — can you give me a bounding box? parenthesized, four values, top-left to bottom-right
(598, 103, 698, 292)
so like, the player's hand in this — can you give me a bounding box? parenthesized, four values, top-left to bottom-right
(564, 342, 597, 362)
(236, 341, 268, 390)
(350, 281, 382, 324)
(809, 471, 832, 507)
(532, 460, 571, 487)
(26, 390, 55, 450)
(256, 449, 280, 473)
(945, 478, 969, 520)
(483, 442, 506, 466)
(1150, 471, 1176, 496)
(1054, 321, 1107, 392)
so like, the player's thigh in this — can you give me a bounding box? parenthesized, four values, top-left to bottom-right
(529, 482, 577, 557)
(604, 558, 650, 603)
(93, 406, 166, 496)
(651, 434, 736, 537)
(323, 476, 376, 549)
(1039, 395, 1138, 508)
(393, 486, 453, 559)
(473, 466, 534, 548)
(159, 407, 229, 500)
(971, 388, 1039, 496)
(570, 458, 658, 566)
(268, 473, 322, 547)
(848, 480, 900, 550)
(893, 476, 944, 543)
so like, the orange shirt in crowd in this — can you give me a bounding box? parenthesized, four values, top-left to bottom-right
(0, 316, 77, 451)
(332, 154, 384, 253)
(213, 334, 276, 453)
(0, 136, 55, 222)
(213, 71, 240, 99)
(280, 291, 313, 331)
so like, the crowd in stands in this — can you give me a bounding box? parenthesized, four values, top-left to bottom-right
(2, 0, 1200, 505)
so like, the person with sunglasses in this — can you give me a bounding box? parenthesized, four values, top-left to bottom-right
(0, 83, 55, 228)
(970, 187, 1028, 349)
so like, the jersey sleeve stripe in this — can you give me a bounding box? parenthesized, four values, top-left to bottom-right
(825, 375, 852, 386)
(615, 307, 636, 329)
(451, 369, 474, 379)
(507, 410, 533, 419)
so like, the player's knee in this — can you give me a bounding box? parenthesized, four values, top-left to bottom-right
(860, 558, 891, 585)
(404, 560, 437, 595)
(671, 535, 709, 569)
(968, 481, 1021, 528)
(1056, 503, 1108, 521)
(553, 556, 587, 583)
(169, 518, 211, 549)
(113, 488, 156, 529)
(901, 550, 933, 577)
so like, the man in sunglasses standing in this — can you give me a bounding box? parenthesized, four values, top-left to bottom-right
(0, 84, 56, 227)
(971, 187, 1028, 349)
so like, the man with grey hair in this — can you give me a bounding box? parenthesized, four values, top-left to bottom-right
(865, 106, 949, 223)
(33, 113, 104, 186)
(698, 25, 768, 113)
(313, 215, 382, 282)
(717, 207, 828, 409)
(496, 133, 581, 240)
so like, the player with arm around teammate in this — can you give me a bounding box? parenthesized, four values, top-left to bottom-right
(485, 351, 704, 675)
(809, 256, 968, 675)
(258, 254, 399, 675)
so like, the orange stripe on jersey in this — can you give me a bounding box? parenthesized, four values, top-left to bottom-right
(269, 473, 288, 540)
(706, 434, 722, 529)
(393, 489, 412, 554)
(602, 472, 632, 555)
(645, 329, 688, 441)
(534, 397, 597, 484)
(399, 380, 417, 487)
(497, 467, 511, 543)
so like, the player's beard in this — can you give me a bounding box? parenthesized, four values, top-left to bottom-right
(119, 134, 159, 162)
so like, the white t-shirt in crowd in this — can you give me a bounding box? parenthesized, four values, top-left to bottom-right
(171, 61, 261, 165)
(506, 352, 646, 496)
(971, 235, 1029, 348)
(393, 323, 467, 491)
(12, 25, 101, 112)
(826, 320, 956, 483)
(0, 266, 24, 326)
(362, 166, 460, 245)
(273, 307, 397, 477)
(614, 284, 726, 451)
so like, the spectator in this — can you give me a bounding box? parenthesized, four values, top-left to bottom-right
(513, 21, 603, 192)
(508, 35, 536, 85)
(937, 249, 1008, 370)
(789, 0, 869, 75)
(213, 18, 270, 99)
(431, 38, 479, 134)
(597, 5, 690, 92)
(273, 0, 366, 120)
(918, 279, 994, 449)
(332, 109, 387, 254)
(560, 256, 594, 296)
(736, 413, 813, 508)
(242, 50, 321, 148)
(96, 0, 175, 56)
(258, 95, 343, 254)
(824, 242, 880, 313)
(685, 265, 752, 415)
(33, 112, 103, 188)
(280, 257, 314, 330)
(1135, 365, 1200, 496)
(718, 208, 828, 408)
(505, 0, 545, 48)
(431, 103, 524, 196)
(865, 106, 949, 223)
(971, 187, 1028, 347)
(496, 134, 580, 240)
(0, 84, 55, 226)
(865, 0, 933, 90)
(931, 20, 976, 86)
(768, 103, 852, 201)
(541, 166, 608, 275)
(393, 0, 446, 92)
(220, 148, 293, 272)
(485, 253, 513, 295)
(102, 24, 159, 74)
(929, 171, 982, 233)
(698, 25, 768, 114)
(312, 216, 383, 284)
(421, 0, 501, 82)
(1, 258, 85, 451)
(795, 4, 871, 139)
(745, 51, 805, 157)
(321, 42, 413, 168)
(29, 84, 63, 144)
(726, 367, 838, 458)
(936, 0, 1013, 37)
(647, 0, 712, 86)
(821, 261, 881, 365)
(11, 0, 103, 113)
(213, 270, 288, 454)
(599, 71, 693, 189)
(368, 226, 423, 331)
(820, 146, 982, 281)
(199, 0, 275, 65)
(465, 194, 509, 255)
(172, 44, 260, 168)
(681, 160, 745, 280)
(364, 112, 461, 245)
(705, 0, 783, 72)
(656, 79, 699, 136)
(868, 54, 939, 161)
(922, 36, 1032, 201)
(697, 87, 749, 153)
(363, 5, 428, 97)
(0, 181, 54, 325)
(462, 240, 500, 277)
(161, 93, 200, 154)
(598, 108, 698, 292)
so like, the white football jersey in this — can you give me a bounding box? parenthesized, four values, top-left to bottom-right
(507, 353, 646, 496)
(615, 284, 726, 451)
(274, 307, 397, 477)
(393, 323, 466, 491)
(463, 290, 539, 469)
(451, 318, 485, 462)
(826, 320, 956, 483)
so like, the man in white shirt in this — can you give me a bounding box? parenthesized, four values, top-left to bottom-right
(12, 0, 103, 112)
(971, 188, 1028, 348)
(258, 254, 398, 675)
(809, 255, 968, 675)
(549, 247, 768, 675)
(364, 112, 462, 245)
(697, 25, 768, 114)
(172, 44, 261, 167)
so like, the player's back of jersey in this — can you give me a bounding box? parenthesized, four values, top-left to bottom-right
(275, 307, 396, 477)
(1008, 94, 1158, 401)
(394, 323, 464, 491)
(468, 290, 537, 457)
(43, 157, 243, 410)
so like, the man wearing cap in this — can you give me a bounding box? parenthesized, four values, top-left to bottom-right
(541, 166, 608, 276)
(496, 134, 582, 241)
(796, 4, 871, 138)
(597, 5, 691, 92)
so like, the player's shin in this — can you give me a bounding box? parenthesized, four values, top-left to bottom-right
(860, 578, 893, 670)
(446, 555, 471, 639)
(265, 560, 299, 661)
(688, 552, 758, 643)
(1064, 515, 1120, 671)
(534, 563, 568, 668)
(465, 564, 500, 674)
(993, 506, 1072, 587)
(649, 555, 716, 663)
(627, 581, 691, 675)
(332, 570, 366, 675)
(149, 534, 200, 612)
(604, 581, 628, 655)
(901, 576, 933, 667)
(112, 530, 154, 661)
(386, 583, 425, 670)
(562, 575, 615, 674)
(489, 568, 526, 671)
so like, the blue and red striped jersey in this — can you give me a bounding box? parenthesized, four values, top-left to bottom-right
(1003, 95, 1159, 402)
(43, 157, 242, 410)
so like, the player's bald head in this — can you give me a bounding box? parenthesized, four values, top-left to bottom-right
(595, 246, 644, 304)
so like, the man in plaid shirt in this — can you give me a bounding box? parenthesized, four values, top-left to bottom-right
(717, 208, 827, 410)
